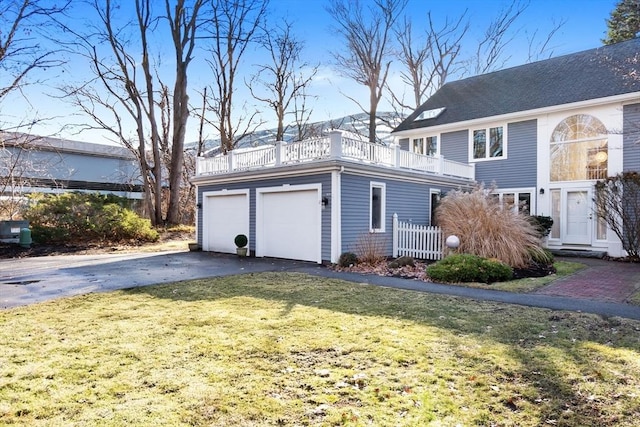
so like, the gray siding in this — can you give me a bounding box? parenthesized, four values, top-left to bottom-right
(440, 130, 468, 163)
(399, 138, 410, 151)
(197, 173, 332, 261)
(475, 119, 537, 188)
(6, 146, 140, 185)
(624, 103, 640, 172)
(340, 173, 435, 257)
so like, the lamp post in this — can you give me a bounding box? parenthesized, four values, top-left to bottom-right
(445, 235, 460, 255)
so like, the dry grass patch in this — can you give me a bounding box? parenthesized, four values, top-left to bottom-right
(436, 186, 547, 268)
(1, 272, 639, 426)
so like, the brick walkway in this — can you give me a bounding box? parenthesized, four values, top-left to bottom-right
(535, 257, 640, 303)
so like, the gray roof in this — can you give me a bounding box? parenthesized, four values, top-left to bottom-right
(394, 38, 640, 133)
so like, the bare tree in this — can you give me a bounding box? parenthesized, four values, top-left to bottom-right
(327, 0, 407, 143)
(164, 0, 205, 224)
(205, 0, 269, 153)
(0, 0, 69, 104)
(60, 0, 204, 226)
(524, 18, 565, 63)
(469, 0, 528, 76)
(393, 12, 468, 112)
(248, 19, 318, 142)
(595, 172, 640, 260)
(291, 85, 318, 141)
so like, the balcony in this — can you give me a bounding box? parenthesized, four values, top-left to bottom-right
(195, 131, 475, 180)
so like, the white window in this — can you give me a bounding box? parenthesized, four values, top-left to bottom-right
(550, 189, 561, 239)
(493, 189, 533, 214)
(471, 125, 505, 160)
(430, 189, 441, 226)
(412, 136, 438, 156)
(370, 182, 386, 232)
(550, 114, 608, 182)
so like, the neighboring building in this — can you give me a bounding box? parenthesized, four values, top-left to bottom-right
(1, 132, 143, 201)
(393, 38, 640, 258)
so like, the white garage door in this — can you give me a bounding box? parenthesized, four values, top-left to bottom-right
(203, 190, 249, 253)
(257, 185, 321, 263)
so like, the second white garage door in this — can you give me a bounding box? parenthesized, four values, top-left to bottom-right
(256, 184, 322, 263)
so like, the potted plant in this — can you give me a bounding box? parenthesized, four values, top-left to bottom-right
(234, 234, 248, 256)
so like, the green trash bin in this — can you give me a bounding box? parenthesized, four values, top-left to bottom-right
(19, 228, 32, 248)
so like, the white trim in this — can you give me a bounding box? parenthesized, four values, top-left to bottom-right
(370, 181, 386, 233)
(331, 169, 342, 264)
(492, 187, 536, 215)
(429, 189, 441, 226)
(468, 123, 507, 162)
(255, 183, 322, 263)
(411, 135, 439, 156)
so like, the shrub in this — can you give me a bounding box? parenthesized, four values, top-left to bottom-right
(338, 252, 359, 268)
(23, 192, 158, 244)
(595, 172, 640, 260)
(234, 234, 248, 248)
(530, 247, 554, 265)
(388, 256, 415, 269)
(530, 215, 554, 238)
(354, 232, 387, 265)
(435, 185, 546, 268)
(426, 254, 513, 284)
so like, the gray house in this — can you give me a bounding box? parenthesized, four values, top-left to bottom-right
(393, 38, 640, 258)
(192, 132, 474, 263)
(194, 39, 640, 262)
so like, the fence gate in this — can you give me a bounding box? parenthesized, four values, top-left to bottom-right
(392, 213, 443, 260)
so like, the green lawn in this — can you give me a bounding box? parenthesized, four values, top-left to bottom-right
(1, 272, 639, 426)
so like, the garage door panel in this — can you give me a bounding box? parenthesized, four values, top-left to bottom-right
(258, 188, 321, 263)
(204, 192, 249, 253)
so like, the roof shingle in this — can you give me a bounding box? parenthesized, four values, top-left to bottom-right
(393, 38, 640, 132)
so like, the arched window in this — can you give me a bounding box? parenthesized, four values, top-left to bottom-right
(550, 114, 608, 181)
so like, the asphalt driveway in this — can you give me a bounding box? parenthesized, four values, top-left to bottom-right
(1, 251, 640, 320)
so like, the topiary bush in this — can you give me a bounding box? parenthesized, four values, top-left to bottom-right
(426, 254, 513, 284)
(338, 252, 359, 268)
(234, 234, 248, 248)
(23, 192, 158, 244)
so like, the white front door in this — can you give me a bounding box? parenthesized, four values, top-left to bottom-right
(563, 189, 592, 245)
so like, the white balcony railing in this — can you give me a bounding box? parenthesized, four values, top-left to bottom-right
(195, 131, 475, 180)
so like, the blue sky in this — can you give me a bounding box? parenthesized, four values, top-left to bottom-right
(1, 0, 618, 145)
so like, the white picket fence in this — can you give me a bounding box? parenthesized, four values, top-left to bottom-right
(392, 213, 444, 260)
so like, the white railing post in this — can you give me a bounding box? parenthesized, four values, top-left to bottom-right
(330, 131, 342, 158)
(227, 151, 234, 172)
(393, 144, 401, 168)
(392, 213, 398, 258)
(438, 155, 445, 175)
(275, 141, 284, 166)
